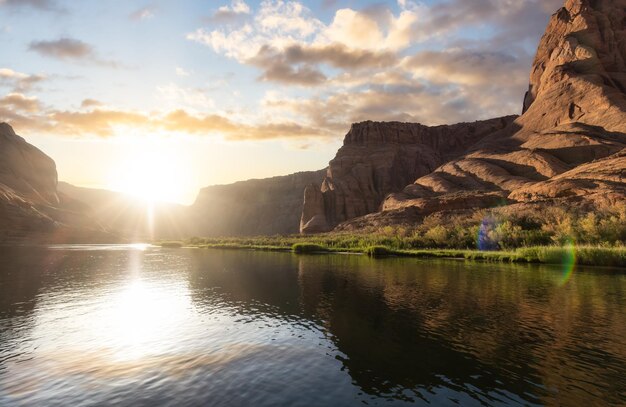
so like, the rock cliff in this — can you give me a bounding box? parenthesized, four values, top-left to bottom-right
(302, 0, 626, 233)
(0, 123, 113, 242)
(191, 170, 326, 236)
(299, 117, 516, 233)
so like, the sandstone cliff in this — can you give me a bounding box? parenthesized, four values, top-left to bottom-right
(302, 0, 626, 233)
(299, 117, 516, 233)
(191, 170, 326, 236)
(0, 124, 114, 243)
(58, 170, 327, 239)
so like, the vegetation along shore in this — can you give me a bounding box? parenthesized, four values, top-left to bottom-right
(156, 205, 626, 267)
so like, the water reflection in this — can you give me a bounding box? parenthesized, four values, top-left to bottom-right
(0, 247, 625, 406)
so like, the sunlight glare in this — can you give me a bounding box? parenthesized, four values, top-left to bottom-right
(108, 148, 190, 204)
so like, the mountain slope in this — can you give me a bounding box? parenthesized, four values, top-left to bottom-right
(302, 0, 626, 232)
(0, 124, 114, 243)
(191, 170, 326, 236)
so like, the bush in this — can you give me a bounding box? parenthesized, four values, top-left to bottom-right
(424, 225, 449, 247)
(365, 246, 393, 257)
(159, 241, 183, 248)
(292, 243, 327, 253)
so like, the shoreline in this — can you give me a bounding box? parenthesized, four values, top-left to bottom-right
(155, 241, 626, 268)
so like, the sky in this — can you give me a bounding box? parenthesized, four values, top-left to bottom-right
(0, 0, 563, 204)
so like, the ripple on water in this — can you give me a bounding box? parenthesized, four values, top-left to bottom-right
(0, 247, 625, 406)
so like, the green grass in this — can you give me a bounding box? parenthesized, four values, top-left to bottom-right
(155, 231, 626, 268)
(292, 243, 328, 253)
(157, 241, 184, 248)
(365, 246, 393, 257)
(186, 240, 625, 267)
(516, 246, 626, 267)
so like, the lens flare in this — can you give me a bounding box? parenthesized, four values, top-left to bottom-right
(477, 216, 498, 251)
(559, 239, 577, 286)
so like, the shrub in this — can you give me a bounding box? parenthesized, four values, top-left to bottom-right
(292, 243, 327, 253)
(365, 246, 393, 257)
(160, 241, 183, 248)
(424, 225, 449, 247)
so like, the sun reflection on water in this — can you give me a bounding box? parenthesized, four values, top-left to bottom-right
(29, 250, 194, 366)
(103, 278, 190, 360)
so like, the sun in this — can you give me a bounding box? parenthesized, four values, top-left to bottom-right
(108, 149, 190, 204)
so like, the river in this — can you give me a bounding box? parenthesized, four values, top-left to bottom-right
(1, 245, 625, 406)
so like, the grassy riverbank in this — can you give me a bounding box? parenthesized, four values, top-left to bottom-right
(154, 238, 626, 268)
(155, 206, 626, 267)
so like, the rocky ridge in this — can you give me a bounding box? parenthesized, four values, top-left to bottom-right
(192, 170, 326, 236)
(301, 0, 626, 233)
(0, 124, 113, 243)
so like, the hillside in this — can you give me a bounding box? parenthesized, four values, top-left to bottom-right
(302, 0, 626, 233)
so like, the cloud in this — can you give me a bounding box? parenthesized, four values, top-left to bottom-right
(0, 93, 41, 112)
(0, 68, 45, 92)
(175, 67, 191, 77)
(156, 83, 216, 110)
(0, 0, 61, 12)
(260, 43, 396, 70)
(402, 49, 527, 87)
(0, 103, 330, 141)
(208, 0, 251, 24)
(130, 5, 156, 21)
(162, 109, 328, 140)
(410, 0, 564, 45)
(2, 0, 564, 144)
(320, 6, 418, 51)
(247, 43, 396, 85)
(48, 109, 150, 137)
(80, 99, 102, 108)
(185, 0, 561, 136)
(29, 38, 91, 59)
(188, 1, 412, 87)
(188, 1, 324, 61)
(28, 38, 119, 67)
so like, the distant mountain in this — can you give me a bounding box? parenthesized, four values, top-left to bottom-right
(189, 170, 326, 237)
(57, 182, 192, 240)
(58, 169, 326, 239)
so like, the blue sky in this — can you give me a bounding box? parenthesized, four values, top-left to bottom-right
(0, 0, 563, 203)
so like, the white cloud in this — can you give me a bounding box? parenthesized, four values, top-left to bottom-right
(130, 6, 156, 21)
(175, 67, 191, 77)
(209, 0, 251, 23)
(219, 0, 250, 15)
(0, 68, 45, 91)
(188, 1, 324, 61)
(156, 83, 215, 112)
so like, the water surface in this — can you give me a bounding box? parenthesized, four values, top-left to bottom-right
(0, 246, 625, 406)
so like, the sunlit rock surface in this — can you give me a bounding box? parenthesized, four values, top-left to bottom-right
(0, 124, 113, 242)
(303, 0, 626, 232)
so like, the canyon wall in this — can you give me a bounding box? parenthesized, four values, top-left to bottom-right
(302, 0, 626, 232)
(190, 170, 326, 236)
(0, 124, 114, 243)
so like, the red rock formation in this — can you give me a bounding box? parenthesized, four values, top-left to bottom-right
(302, 0, 626, 233)
(300, 117, 516, 233)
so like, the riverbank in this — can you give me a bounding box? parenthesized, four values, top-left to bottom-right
(155, 239, 626, 268)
